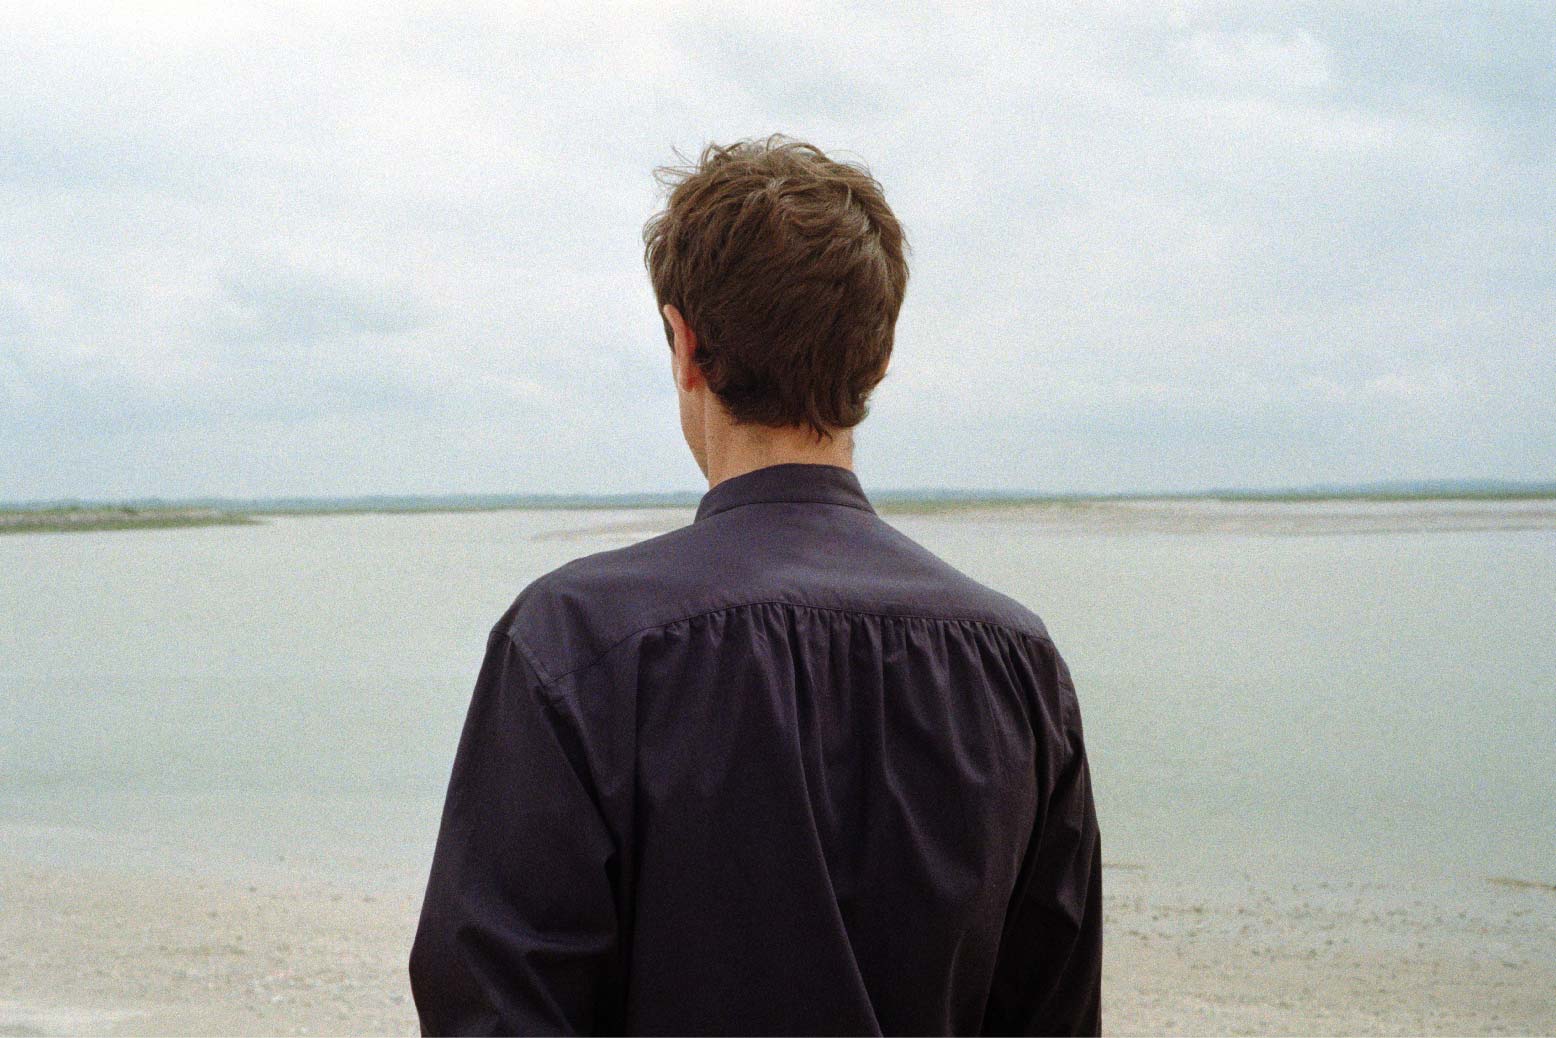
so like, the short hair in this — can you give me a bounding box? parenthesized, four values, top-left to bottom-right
(643, 134, 909, 439)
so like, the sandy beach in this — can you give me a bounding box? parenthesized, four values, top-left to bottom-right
(3, 857, 1552, 1036)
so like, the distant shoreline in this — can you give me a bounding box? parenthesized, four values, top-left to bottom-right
(0, 508, 261, 535)
(5, 488, 1556, 535)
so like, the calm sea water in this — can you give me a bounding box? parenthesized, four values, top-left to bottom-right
(2, 508, 1552, 890)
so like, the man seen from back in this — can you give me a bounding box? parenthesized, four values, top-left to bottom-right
(409, 134, 1103, 1036)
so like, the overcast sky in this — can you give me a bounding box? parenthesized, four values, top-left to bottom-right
(2, 2, 1551, 501)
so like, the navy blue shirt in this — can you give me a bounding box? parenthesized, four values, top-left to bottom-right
(409, 463, 1102, 1036)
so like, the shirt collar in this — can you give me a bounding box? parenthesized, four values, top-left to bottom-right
(694, 463, 877, 523)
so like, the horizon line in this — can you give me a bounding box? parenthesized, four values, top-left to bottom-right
(5, 476, 1556, 513)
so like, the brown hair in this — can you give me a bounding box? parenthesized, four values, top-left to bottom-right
(643, 134, 909, 439)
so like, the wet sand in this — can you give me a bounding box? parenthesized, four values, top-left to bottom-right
(4, 859, 1552, 1036)
(9, 496, 1554, 540)
(922, 497, 1556, 536)
(526, 499, 1556, 546)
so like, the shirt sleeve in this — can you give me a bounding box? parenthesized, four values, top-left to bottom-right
(981, 651, 1104, 1037)
(409, 628, 622, 1036)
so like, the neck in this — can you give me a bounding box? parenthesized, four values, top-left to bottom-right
(701, 416, 856, 490)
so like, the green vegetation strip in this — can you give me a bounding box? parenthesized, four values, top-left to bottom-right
(0, 509, 261, 535)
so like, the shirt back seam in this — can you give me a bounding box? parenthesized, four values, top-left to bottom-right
(509, 598, 1057, 696)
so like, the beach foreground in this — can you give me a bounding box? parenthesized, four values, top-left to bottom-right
(3, 860, 1551, 1037)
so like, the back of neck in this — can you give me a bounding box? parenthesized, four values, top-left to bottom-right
(703, 422, 855, 489)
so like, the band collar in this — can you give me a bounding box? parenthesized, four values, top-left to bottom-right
(694, 463, 877, 523)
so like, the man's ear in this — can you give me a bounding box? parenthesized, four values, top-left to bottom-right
(663, 304, 703, 392)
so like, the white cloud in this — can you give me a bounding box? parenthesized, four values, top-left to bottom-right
(1, 0, 1552, 499)
(1183, 29, 1331, 92)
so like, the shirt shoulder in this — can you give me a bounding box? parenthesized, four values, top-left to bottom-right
(491, 521, 715, 687)
(494, 509, 1058, 688)
(865, 517, 1055, 642)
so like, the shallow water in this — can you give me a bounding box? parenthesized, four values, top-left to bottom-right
(2, 506, 1552, 892)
